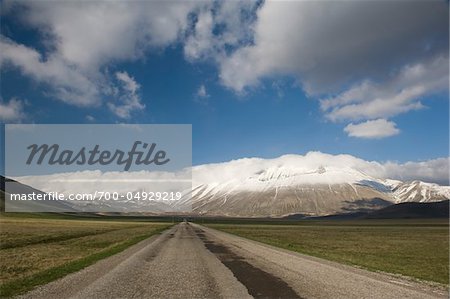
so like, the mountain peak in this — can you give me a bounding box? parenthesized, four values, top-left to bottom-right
(185, 153, 450, 217)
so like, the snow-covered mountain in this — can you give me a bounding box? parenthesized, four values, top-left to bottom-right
(174, 152, 450, 217)
(386, 180, 450, 203)
(11, 152, 449, 217)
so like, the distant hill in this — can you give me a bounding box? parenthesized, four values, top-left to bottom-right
(285, 200, 449, 220)
(0, 175, 77, 212)
(363, 200, 449, 219)
(0, 176, 7, 212)
(0, 190, 4, 212)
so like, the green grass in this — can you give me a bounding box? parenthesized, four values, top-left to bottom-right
(205, 220, 449, 285)
(0, 215, 172, 297)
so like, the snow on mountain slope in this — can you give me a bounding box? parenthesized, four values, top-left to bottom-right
(175, 152, 450, 217)
(11, 152, 449, 216)
(392, 181, 450, 203)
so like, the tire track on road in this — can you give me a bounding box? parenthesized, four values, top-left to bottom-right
(194, 226, 301, 299)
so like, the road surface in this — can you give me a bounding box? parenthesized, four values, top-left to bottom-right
(21, 222, 448, 299)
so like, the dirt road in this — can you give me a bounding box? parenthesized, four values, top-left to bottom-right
(21, 222, 448, 299)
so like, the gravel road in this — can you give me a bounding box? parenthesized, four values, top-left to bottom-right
(20, 222, 448, 299)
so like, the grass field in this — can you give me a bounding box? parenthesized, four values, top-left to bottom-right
(205, 220, 449, 285)
(0, 215, 172, 297)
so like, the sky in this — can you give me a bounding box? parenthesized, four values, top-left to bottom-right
(0, 0, 448, 175)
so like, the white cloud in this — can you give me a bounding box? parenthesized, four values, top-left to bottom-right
(192, 152, 449, 186)
(0, 98, 26, 122)
(344, 119, 400, 139)
(184, 1, 258, 62)
(0, 37, 100, 106)
(196, 84, 209, 99)
(85, 115, 95, 122)
(321, 56, 448, 122)
(107, 71, 145, 119)
(12, 153, 450, 196)
(184, 9, 215, 60)
(116, 71, 140, 95)
(382, 158, 450, 186)
(213, 1, 448, 134)
(12, 1, 201, 70)
(1, 0, 448, 130)
(1, 0, 205, 117)
(218, 1, 448, 95)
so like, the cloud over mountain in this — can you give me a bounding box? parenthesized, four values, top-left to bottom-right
(192, 152, 449, 186)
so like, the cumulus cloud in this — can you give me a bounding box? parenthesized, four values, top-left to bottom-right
(213, 1, 448, 134)
(382, 158, 450, 186)
(107, 71, 145, 119)
(1, 0, 204, 116)
(321, 56, 448, 122)
(344, 119, 400, 139)
(10, 0, 200, 70)
(0, 37, 100, 106)
(192, 152, 450, 186)
(1, 0, 448, 133)
(184, 1, 258, 61)
(218, 1, 448, 94)
(0, 98, 26, 122)
(184, 8, 215, 60)
(11, 153, 450, 197)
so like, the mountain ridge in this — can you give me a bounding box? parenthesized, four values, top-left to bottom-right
(4, 152, 449, 217)
(176, 153, 450, 217)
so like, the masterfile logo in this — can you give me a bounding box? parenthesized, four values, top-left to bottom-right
(26, 141, 171, 171)
(4, 124, 192, 213)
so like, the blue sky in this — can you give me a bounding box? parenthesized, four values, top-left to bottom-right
(0, 0, 448, 168)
